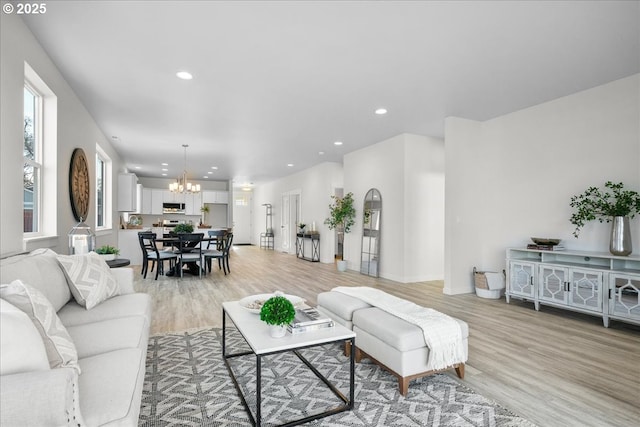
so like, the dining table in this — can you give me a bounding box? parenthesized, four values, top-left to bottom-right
(154, 235, 226, 277)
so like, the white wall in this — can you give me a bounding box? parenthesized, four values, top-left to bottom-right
(344, 133, 445, 282)
(1, 14, 123, 256)
(445, 74, 640, 294)
(253, 162, 343, 263)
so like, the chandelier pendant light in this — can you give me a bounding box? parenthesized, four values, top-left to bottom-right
(169, 144, 201, 194)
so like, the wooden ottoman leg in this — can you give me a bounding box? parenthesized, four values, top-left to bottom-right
(344, 341, 351, 357)
(399, 377, 409, 396)
(455, 363, 465, 379)
(354, 347, 363, 363)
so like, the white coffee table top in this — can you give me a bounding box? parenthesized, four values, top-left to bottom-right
(223, 301, 355, 355)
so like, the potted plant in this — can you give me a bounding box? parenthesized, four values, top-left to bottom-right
(172, 223, 194, 234)
(95, 245, 120, 261)
(570, 181, 640, 255)
(260, 294, 296, 338)
(298, 223, 306, 234)
(200, 205, 210, 227)
(324, 192, 356, 271)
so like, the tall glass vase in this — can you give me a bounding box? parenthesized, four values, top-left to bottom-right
(610, 216, 632, 256)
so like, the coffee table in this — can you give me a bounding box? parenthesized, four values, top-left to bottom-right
(222, 301, 356, 427)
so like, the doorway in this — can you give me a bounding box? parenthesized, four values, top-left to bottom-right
(232, 191, 252, 244)
(280, 190, 301, 254)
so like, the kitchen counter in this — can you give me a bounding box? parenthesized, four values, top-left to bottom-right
(117, 228, 162, 265)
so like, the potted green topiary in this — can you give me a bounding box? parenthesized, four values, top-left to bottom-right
(172, 223, 194, 234)
(324, 192, 356, 271)
(260, 294, 296, 338)
(95, 245, 120, 261)
(570, 181, 640, 255)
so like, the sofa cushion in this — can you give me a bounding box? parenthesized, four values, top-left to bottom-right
(353, 307, 469, 352)
(317, 291, 372, 320)
(0, 248, 71, 311)
(0, 280, 80, 372)
(78, 348, 145, 427)
(67, 316, 149, 359)
(0, 298, 50, 375)
(56, 252, 120, 309)
(58, 293, 152, 327)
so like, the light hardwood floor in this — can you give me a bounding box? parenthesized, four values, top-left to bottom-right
(133, 245, 640, 427)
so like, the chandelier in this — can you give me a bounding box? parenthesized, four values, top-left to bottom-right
(169, 144, 201, 193)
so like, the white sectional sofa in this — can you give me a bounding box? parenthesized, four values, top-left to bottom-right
(0, 249, 151, 426)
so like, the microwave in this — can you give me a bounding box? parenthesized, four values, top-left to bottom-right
(162, 203, 185, 214)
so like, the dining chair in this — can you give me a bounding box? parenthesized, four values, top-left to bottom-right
(204, 232, 233, 275)
(138, 232, 178, 280)
(207, 229, 227, 250)
(175, 233, 205, 278)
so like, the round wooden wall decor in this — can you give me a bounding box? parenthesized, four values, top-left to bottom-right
(69, 148, 90, 221)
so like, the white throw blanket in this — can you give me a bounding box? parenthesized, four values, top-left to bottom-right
(332, 286, 466, 371)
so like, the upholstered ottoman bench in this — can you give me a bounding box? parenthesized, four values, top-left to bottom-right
(317, 291, 371, 355)
(317, 288, 468, 396)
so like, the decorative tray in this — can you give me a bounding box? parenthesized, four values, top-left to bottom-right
(239, 293, 305, 314)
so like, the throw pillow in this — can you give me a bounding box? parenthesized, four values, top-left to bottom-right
(56, 252, 120, 310)
(0, 280, 80, 373)
(0, 298, 50, 375)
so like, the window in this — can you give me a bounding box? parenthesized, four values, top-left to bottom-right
(23, 62, 57, 244)
(23, 85, 41, 233)
(95, 145, 112, 230)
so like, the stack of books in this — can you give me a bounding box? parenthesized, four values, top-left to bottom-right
(287, 307, 334, 334)
(527, 244, 565, 251)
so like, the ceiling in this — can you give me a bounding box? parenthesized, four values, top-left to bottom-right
(22, 1, 639, 188)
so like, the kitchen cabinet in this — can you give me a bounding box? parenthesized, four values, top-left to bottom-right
(117, 173, 138, 212)
(141, 187, 152, 214)
(202, 190, 228, 204)
(140, 188, 168, 215)
(163, 190, 177, 203)
(184, 193, 202, 215)
(506, 248, 640, 327)
(151, 189, 164, 215)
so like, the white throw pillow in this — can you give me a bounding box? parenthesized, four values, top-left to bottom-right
(0, 280, 80, 373)
(56, 252, 120, 310)
(0, 298, 50, 375)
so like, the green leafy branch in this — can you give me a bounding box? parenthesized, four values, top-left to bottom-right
(570, 181, 640, 237)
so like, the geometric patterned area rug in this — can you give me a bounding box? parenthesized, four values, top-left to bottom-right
(139, 328, 536, 427)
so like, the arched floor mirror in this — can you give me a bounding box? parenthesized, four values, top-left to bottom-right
(360, 188, 381, 277)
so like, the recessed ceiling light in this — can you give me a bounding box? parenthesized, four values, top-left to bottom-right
(287, 163, 294, 167)
(135, 166, 141, 170)
(176, 71, 193, 80)
(207, 171, 213, 174)
(203, 176, 208, 179)
(319, 151, 325, 155)
(375, 108, 388, 115)
(162, 168, 168, 171)
(334, 141, 343, 146)
(161, 173, 167, 176)
(161, 163, 168, 166)
(211, 166, 218, 170)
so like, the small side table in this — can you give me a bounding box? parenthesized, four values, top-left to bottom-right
(106, 258, 131, 268)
